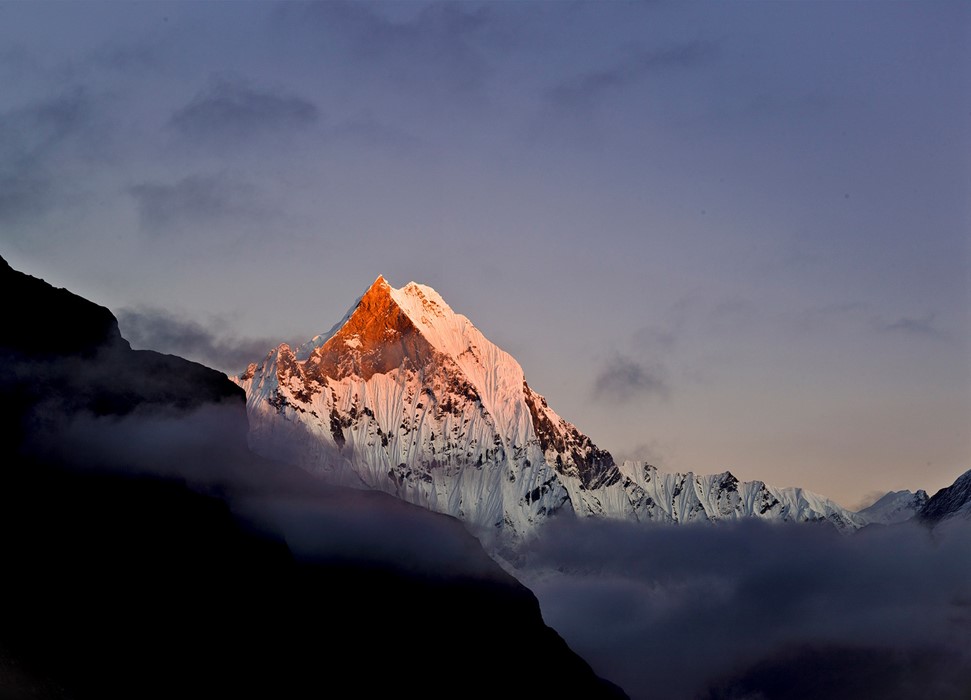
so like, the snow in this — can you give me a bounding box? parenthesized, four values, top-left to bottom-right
(293, 293, 363, 361)
(388, 280, 536, 447)
(234, 277, 869, 540)
(856, 489, 928, 525)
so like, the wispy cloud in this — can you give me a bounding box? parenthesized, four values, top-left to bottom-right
(593, 354, 669, 403)
(876, 314, 948, 342)
(169, 76, 319, 146)
(117, 307, 282, 374)
(0, 89, 98, 223)
(548, 41, 716, 109)
(852, 489, 893, 512)
(613, 441, 670, 468)
(0, 173, 54, 225)
(518, 518, 971, 700)
(128, 174, 269, 235)
(278, 1, 499, 96)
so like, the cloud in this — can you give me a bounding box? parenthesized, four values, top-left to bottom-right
(592, 354, 669, 403)
(703, 642, 969, 700)
(877, 314, 948, 342)
(169, 76, 319, 146)
(516, 517, 971, 700)
(239, 490, 509, 579)
(0, 89, 91, 157)
(128, 174, 269, 234)
(852, 489, 893, 512)
(0, 173, 54, 225)
(0, 89, 97, 223)
(24, 391, 515, 580)
(117, 307, 282, 373)
(548, 41, 716, 109)
(613, 440, 670, 468)
(25, 401, 250, 481)
(278, 1, 498, 96)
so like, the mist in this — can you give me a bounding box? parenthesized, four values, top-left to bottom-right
(12, 361, 506, 583)
(513, 517, 971, 700)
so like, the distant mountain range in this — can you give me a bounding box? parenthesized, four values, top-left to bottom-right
(235, 275, 969, 537)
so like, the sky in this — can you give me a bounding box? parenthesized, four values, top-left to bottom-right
(1, 0, 968, 508)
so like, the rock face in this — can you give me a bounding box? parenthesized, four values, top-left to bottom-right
(0, 257, 626, 700)
(238, 276, 865, 537)
(919, 469, 971, 525)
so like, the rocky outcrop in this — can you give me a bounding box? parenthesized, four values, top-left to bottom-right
(919, 469, 971, 525)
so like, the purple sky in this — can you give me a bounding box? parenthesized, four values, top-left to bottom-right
(2, 1, 968, 507)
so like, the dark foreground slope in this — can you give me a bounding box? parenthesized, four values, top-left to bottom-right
(0, 256, 626, 700)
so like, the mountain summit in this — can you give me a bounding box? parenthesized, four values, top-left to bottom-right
(237, 277, 863, 537)
(238, 276, 619, 537)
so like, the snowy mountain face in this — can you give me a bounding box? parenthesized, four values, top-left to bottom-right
(856, 489, 929, 526)
(610, 462, 866, 531)
(236, 276, 865, 538)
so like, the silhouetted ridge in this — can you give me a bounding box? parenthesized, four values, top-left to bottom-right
(0, 255, 125, 356)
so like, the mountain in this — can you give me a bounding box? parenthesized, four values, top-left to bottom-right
(918, 468, 971, 525)
(237, 275, 619, 538)
(0, 256, 626, 699)
(237, 276, 865, 536)
(613, 462, 865, 530)
(856, 489, 929, 526)
(845, 473, 971, 528)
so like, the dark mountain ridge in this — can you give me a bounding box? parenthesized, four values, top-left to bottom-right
(919, 468, 971, 525)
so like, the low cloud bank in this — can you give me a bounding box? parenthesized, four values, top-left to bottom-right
(19, 385, 505, 582)
(514, 517, 971, 700)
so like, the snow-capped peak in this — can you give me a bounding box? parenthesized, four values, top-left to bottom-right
(292, 278, 385, 362)
(233, 275, 868, 539)
(855, 489, 929, 526)
(384, 279, 516, 372)
(298, 276, 534, 447)
(388, 280, 532, 441)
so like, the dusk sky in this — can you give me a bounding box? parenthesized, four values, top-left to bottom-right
(2, 1, 968, 508)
